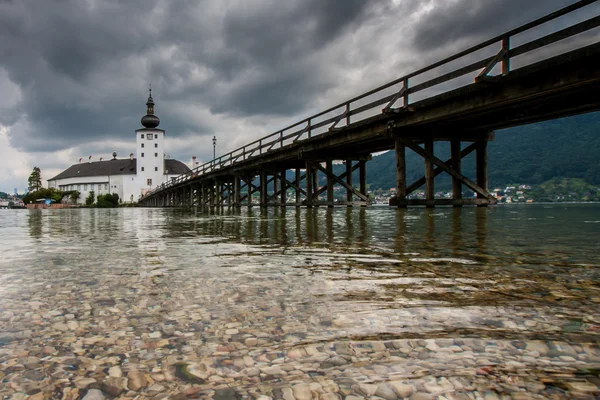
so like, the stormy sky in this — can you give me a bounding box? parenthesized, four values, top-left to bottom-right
(0, 0, 597, 193)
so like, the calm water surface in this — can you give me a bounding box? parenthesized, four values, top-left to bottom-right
(1, 204, 599, 399)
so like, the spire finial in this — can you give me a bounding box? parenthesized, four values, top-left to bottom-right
(142, 86, 160, 128)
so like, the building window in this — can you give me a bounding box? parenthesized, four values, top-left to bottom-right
(154, 134, 158, 139)
(141, 143, 144, 148)
(84, 184, 88, 190)
(90, 184, 94, 191)
(147, 179, 152, 186)
(155, 167, 158, 171)
(78, 185, 81, 190)
(105, 184, 108, 190)
(141, 153, 144, 157)
(141, 167, 145, 171)
(155, 153, 158, 157)
(141, 134, 144, 138)
(147, 135, 153, 140)
(154, 143, 158, 148)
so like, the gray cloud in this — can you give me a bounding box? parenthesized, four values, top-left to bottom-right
(411, 0, 597, 52)
(0, 0, 593, 188)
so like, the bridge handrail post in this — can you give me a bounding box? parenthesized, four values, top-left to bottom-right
(502, 35, 510, 75)
(280, 131, 283, 148)
(403, 78, 409, 107)
(345, 103, 351, 125)
(259, 139, 262, 154)
(308, 119, 312, 138)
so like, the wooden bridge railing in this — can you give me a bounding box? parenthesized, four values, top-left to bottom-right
(143, 0, 599, 199)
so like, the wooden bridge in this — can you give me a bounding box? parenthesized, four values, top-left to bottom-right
(139, 0, 600, 208)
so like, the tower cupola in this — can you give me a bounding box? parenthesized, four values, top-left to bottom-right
(141, 87, 160, 128)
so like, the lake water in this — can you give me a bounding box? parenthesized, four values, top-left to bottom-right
(0, 204, 599, 399)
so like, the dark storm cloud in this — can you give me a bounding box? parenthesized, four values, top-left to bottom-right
(0, 0, 593, 160)
(411, 0, 592, 52)
(0, 0, 381, 153)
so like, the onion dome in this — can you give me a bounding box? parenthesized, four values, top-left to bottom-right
(141, 87, 160, 128)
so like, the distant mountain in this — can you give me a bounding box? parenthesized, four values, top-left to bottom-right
(337, 111, 600, 191)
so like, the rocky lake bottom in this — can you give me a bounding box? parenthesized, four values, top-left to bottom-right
(0, 205, 599, 399)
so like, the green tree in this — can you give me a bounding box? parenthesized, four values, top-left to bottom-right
(70, 191, 81, 204)
(22, 188, 63, 204)
(85, 190, 95, 206)
(96, 193, 120, 208)
(28, 167, 42, 192)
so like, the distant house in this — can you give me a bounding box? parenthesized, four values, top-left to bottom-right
(48, 91, 190, 204)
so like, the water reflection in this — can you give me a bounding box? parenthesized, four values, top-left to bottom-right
(0, 205, 598, 399)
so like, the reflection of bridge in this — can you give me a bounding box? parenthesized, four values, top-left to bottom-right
(140, 1, 600, 208)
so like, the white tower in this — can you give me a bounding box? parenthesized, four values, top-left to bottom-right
(135, 88, 165, 191)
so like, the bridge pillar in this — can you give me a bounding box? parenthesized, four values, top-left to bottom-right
(273, 172, 279, 206)
(394, 139, 407, 208)
(476, 141, 488, 207)
(312, 165, 319, 206)
(451, 140, 463, 206)
(217, 180, 224, 207)
(209, 181, 215, 207)
(260, 171, 267, 207)
(326, 160, 334, 207)
(234, 176, 241, 207)
(305, 162, 313, 207)
(425, 139, 435, 208)
(295, 168, 301, 206)
(359, 161, 367, 206)
(277, 169, 285, 206)
(346, 161, 353, 206)
(226, 182, 232, 206)
(245, 175, 253, 207)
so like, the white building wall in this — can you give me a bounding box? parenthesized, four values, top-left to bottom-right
(48, 174, 134, 204)
(133, 127, 166, 200)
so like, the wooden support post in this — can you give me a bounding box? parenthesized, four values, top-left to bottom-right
(395, 138, 407, 208)
(273, 173, 279, 206)
(451, 140, 462, 207)
(312, 166, 319, 203)
(260, 171, 267, 207)
(210, 181, 215, 207)
(280, 169, 287, 206)
(476, 141, 488, 207)
(244, 177, 250, 207)
(295, 168, 301, 206)
(234, 176, 241, 207)
(227, 182, 232, 206)
(215, 181, 221, 207)
(425, 139, 434, 208)
(305, 163, 313, 207)
(346, 161, 353, 205)
(326, 160, 334, 207)
(359, 160, 367, 206)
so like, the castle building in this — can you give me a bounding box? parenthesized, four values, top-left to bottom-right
(48, 91, 190, 203)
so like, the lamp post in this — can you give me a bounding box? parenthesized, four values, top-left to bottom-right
(212, 136, 217, 160)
